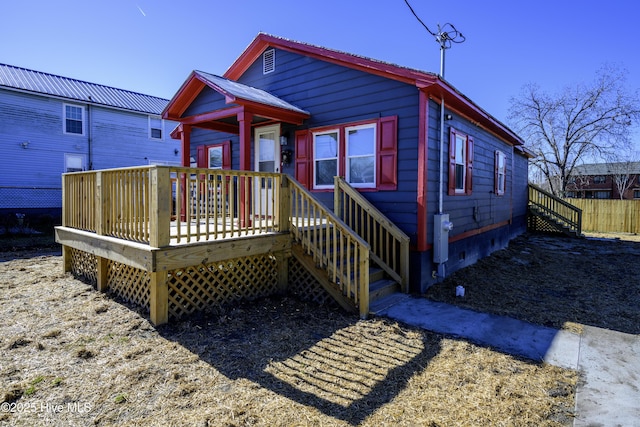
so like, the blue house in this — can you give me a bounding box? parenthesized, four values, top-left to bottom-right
(163, 33, 531, 292)
(0, 63, 180, 224)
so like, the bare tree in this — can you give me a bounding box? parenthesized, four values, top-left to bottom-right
(508, 65, 640, 197)
(606, 156, 640, 199)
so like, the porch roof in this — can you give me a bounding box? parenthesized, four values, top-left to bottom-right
(162, 70, 309, 133)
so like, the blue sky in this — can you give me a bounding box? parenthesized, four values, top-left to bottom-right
(2, 0, 639, 131)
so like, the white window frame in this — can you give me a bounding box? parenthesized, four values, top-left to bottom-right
(208, 146, 224, 170)
(454, 133, 467, 193)
(345, 123, 376, 188)
(495, 150, 506, 196)
(312, 130, 339, 190)
(64, 153, 86, 172)
(149, 116, 163, 140)
(63, 104, 85, 135)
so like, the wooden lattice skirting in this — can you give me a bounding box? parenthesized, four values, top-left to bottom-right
(68, 248, 334, 322)
(288, 256, 336, 307)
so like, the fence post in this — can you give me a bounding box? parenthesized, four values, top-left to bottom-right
(150, 167, 171, 248)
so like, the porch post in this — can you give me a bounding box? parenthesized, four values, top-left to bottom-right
(238, 111, 253, 227)
(180, 124, 191, 167)
(180, 125, 192, 221)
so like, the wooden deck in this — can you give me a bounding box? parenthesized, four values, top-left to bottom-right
(56, 166, 410, 325)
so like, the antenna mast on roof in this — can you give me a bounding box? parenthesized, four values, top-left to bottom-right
(403, 0, 466, 78)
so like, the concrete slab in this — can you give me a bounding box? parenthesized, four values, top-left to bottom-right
(372, 294, 640, 427)
(374, 295, 580, 368)
(573, 326, 640, 427)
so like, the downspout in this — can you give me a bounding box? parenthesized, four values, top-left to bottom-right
(87, 96, 93, 170)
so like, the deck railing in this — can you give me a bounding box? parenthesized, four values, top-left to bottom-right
(288, 176, 371, 318)
(528, 184, 582, 236)
(62, 166, 283, 247)
(334, 177, 410, 292)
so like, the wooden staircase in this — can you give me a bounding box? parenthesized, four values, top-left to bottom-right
(287, 176, 410, 318)
(528, 184, 583, 237)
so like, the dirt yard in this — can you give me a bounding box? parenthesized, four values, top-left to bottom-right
(4, 231, 635, 426)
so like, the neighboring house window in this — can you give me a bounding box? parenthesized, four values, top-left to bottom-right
(64, 104, 84, 135)
(345, 124, 376, 188)
(494, 150, 506, 195)
(263, 49, 275, 74)
(294, 116, 398, 191)
(149, 116, 163, 140)
(566, 191, 577, 198)
(594, 191, 609, 199)
(448, 127, 473, 195)
(313, 130, 339, 189)
(64, 153, 85, 172)
(196, 141, 231, 169)
(593, 175, 606, 184)
(634, 190, 640, 199)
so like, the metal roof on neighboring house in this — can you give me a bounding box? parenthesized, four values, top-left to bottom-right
(573, 162, 640, 175)
(0, 63, 169, 115)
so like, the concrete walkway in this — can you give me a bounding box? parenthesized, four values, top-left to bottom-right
(371, 294, 640, 427)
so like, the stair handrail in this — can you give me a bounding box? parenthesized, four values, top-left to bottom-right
(286, 176, 371, 318)
(528, 183, 582, 236)
(333, 177, 410, 292)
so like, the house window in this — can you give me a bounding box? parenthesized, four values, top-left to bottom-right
(448, 128, 474, 195)
(594, 191, 609, 199)
(149, 116, 163, 139)
(64, 153, 85, 172)
(263, 49, 275, 74)
(196, 141, 231, 170)
(64, 104, 84, 135)
(345, 124, 376, 188)
(294, 116, 397, 191)
(313, 131, 339, 189)
(593, 175, 606, 184)
(208, 146, 223, 169)
(634, 190, 640, 199)
(494, 150, 506, 195)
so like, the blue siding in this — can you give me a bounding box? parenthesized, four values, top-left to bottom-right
(185, 46, 529, 292)
(239, 48, 422, 239)
(0, 88, 179, 210)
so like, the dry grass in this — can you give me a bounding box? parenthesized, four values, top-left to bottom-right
(426, 232, 640, 335)
(0, 248, 576, 426)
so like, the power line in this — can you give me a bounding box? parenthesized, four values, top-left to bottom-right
(403, 0, 466, 50)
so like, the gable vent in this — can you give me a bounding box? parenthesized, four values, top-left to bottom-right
(263, 49, 275, 74)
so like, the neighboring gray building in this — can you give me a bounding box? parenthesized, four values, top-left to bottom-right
(0, 63, 180, 222)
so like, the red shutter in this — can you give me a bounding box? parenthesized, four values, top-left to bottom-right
(377, 116, 398, 190)
(197, 145, 206, 168)
(466, 136, 474, 195)
(448, 128, 456, 195)
(295, 130, 311, 189)
(221, 140, 231, 169)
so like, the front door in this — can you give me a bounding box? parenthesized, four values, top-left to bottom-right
(254, 124, 281, 217)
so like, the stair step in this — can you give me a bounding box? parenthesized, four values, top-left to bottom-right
(369, 278, 399, 302)
(369, 292, 410, 314)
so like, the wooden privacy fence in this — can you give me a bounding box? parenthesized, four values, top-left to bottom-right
(62, 166, 284, 247)
(564, 198, 640, 234)
(334, 176, 410, 292)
